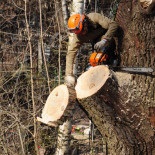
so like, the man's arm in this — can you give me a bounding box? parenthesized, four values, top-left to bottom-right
(88, 13, 118, 40)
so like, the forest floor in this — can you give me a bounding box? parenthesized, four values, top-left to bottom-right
(71, 103, 105, 155)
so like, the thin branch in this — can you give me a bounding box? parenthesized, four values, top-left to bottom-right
(11, 0, 24, 10)
(24, 0, 39, 154)
(54, 1, 62, 85)
(17, 123, 26, 155)
(38, 0, 51, 93)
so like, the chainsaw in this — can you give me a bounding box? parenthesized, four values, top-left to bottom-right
(88, 51, 154, 74)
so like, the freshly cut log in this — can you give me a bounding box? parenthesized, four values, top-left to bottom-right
(75, 65, 154, 154)
(37, 84, 76, 127)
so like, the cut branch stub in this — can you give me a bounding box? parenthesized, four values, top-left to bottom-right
(37, 84, 76, 127)
(75, 65, 127, 153)
(75, 65, 154, 154)
(139, 0, 155, 15)
(75, 65, 118, 131)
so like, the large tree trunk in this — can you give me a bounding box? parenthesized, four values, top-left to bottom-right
(116, 0, 155, 117)
(75, 65, 155, 154)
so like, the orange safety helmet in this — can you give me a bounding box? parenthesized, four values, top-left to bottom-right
(89, 52, 108, 67)
(68, 14, 85, 34)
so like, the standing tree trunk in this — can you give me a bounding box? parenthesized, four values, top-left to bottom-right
(116, 1, 155, 108)
(54, 1, 84, 154)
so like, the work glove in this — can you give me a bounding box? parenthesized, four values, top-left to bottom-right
(64, 75, 76, 87)
(94, 39, 107, 52)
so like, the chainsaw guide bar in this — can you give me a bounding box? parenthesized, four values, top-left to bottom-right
(112, 67, 154, 74)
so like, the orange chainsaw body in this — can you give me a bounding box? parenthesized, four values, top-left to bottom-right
(89, 52, 108, 67)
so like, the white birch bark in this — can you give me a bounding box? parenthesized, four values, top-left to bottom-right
(55, 1, 85, 155)
(61, 0, 68, 25)
(55, 120, 72, 155)
(72, 0, 84, 14)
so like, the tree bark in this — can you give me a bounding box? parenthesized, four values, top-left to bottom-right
(61, 0, 69, 26)
(75, 65, 155, 154)
(116, 0, 155, 122)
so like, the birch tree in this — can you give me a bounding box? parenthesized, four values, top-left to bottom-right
(55, 0, 85, 155)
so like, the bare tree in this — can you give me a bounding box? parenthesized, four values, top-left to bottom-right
(0, 0, 67, 154)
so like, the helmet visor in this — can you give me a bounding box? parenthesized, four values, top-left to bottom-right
(68, 26, 81, 34)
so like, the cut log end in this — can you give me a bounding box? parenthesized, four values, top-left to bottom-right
(75, 65, 110, 99)
(139, 0, 155, 15)
(38, 84, 69, 124)
(140, 0, 152, 8)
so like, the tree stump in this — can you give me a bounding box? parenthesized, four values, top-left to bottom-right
(75, 65, 154, 154)
(37, 84, 76, 127)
